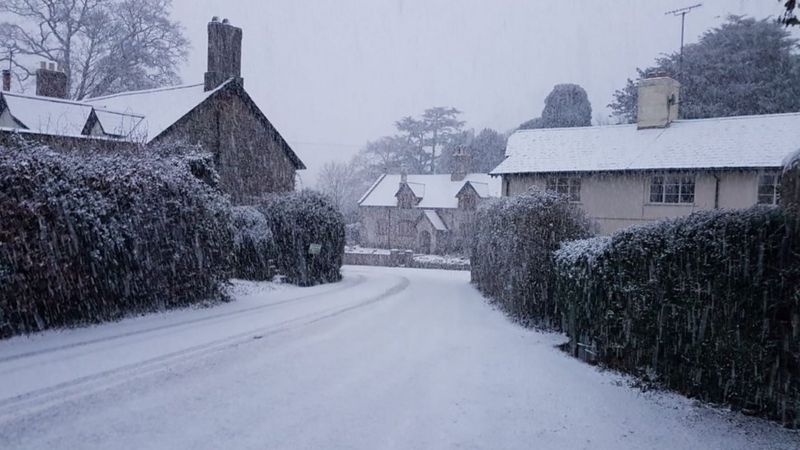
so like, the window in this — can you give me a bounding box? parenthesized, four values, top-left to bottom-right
(546, 177, 581, 202)
(758, 174, 781, 206)
(650, 175, 695, 204)
(377, 220, 389, 236)
(398, 220, 416, 237)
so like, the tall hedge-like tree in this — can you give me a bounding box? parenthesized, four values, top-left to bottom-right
(520, 84, 592, 130)
(0, 0, 188, 99)
(610, 16, 800, 123)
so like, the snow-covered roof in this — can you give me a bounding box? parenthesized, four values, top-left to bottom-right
(0, 91, 144, 139)
(492, 113, 800, 175)
(359, 174, 501, 209)
(422, 210, 448, 231)
(85, 82, 228, 142)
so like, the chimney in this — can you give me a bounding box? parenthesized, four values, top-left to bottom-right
(2, 70, 10, 92)
(400, 168, 408, 184)
(637, 77, 680, 129)
(451, 147, 470, 182)
(204, 17, 243, 91)
(36, 61, 68, 98)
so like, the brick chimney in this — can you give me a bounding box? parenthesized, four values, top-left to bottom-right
(637, 77, 680, 129)
(204, 17, 243, 91)
(1, 70, 10, 92)
(451, 147, 470, 182)
(36, 62, 68, 98)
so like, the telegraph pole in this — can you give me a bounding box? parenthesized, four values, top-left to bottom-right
(665, 4, 702, 79)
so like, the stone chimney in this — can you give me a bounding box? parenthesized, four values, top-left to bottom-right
(451, 147, 470, 182)
(36, 62, 68, 98)
(637, 77, 680, 129)
(204, 17, 243, 91)
(400, 168, 408, 184)
(1, 70, 10, 92)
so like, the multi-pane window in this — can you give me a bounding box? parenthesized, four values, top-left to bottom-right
(758, 174, 781, 206)
(398, 220, 416, 237)
(459, 194, 477, 211)
(546, 177, 581, 202)
(650, 175, 695, 204)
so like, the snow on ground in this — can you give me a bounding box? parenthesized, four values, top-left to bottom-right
(0, 266, 797, 450)
(412, 253, 470, 266)
(345, 245, 392, 255)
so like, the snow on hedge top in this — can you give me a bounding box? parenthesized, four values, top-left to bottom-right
(493, 112, 800, 175)
(358, 173, 501, 209)
(86, 81, 231, 142)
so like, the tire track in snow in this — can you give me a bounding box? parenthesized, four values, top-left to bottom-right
(0, 275, 367, 364)
(0, 274, 410, 424)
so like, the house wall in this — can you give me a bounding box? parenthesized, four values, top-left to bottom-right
(504, 170, 776, 235)
(156, 89, 297, 204)
(359, 203, 481, 254)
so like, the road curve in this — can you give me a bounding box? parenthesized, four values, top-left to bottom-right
(0, 266, 796, 450)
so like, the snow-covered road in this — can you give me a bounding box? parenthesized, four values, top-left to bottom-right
(0, 266, 797, 449)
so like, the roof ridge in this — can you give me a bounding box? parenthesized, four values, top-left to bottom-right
(1, 91, 93, 108)
(87, 83, 205, 101)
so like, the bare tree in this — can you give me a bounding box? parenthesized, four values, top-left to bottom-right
(0, 0, 188, 99)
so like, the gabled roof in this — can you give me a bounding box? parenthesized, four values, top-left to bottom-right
(492, 112, 800, 175)
(85, 80, 305, 169)
(85, 82, 226, 142)
(0, 91, 143, 139)
(421, 210, 448, 231)
(359, 173, 501, 209)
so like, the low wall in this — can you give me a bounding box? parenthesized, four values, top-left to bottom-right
(344, 250, 470, 271)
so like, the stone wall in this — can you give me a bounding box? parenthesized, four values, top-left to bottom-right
(157, 85, 297, 204)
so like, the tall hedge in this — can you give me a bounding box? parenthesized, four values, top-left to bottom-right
(0, 146, 233, 337)
(231, 206, 276, 281)
(258, 190, 345, 287)
(470, 188, 593, 326)
(555, 207, 800, 427)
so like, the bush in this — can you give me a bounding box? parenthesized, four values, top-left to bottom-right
(470, 188, 593, 326)
(258, 190, 345, 287)
(554, 207, 800, 427)
(0, 146, 233, 337)
(231, 206, 275, 281)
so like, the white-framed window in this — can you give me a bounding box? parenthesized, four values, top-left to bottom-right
(650, 175, 695, 204)
(757, 173, 781, 206)
(546, 177, 581, 202)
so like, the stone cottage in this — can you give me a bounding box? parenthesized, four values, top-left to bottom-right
(0, 17, 304, 204)
(358, 154, 501, 254)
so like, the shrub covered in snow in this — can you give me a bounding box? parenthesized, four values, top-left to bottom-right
(782, 149, 800, 218)
(0, 146, 233, 337)
(554, 207, 800, 427)
(470, 188, 593, 327)
(231, 206, 275, 281)
(258, 190, 345, 287)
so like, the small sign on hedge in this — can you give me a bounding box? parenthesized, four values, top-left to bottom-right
(308, 243, 322, 255)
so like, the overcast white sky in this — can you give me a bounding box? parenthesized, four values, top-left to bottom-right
(172, 0, 780, 184)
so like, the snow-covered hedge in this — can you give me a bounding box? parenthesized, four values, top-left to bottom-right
(783, 149, 800, 218)
(0, 146, 233, 337)
(231, 206, 275, 281)
(258, 190, 345, 287)
(470, 188, 593, 327)
(554, 207, 800, 427)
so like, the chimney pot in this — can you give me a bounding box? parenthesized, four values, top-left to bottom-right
(222, 18, 230, 24)
(637, 77, 680, 129)
(48, 62, 55, 71)
(40, 61, 47, 69)
(211, 16, 220, 22)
